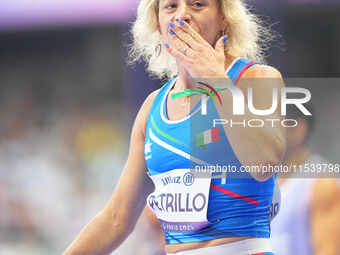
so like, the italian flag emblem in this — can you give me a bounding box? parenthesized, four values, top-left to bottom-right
(196, 127, 220, 149)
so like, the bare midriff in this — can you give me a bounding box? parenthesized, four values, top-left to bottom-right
(165, 236, 254, 253)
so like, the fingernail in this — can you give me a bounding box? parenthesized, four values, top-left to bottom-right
(168, 28, 175, 35)
(164, 43, 169, 49)
(178, 19, 185, 26)
(168, 21, 175, 28)
(223, 35, 228, 45)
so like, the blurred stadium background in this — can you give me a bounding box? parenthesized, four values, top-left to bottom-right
(0, 0, 339, 254)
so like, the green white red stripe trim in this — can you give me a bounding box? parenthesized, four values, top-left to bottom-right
(196, 127, 220, 148)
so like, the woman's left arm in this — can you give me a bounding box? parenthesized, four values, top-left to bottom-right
(219, 64, 286, 181)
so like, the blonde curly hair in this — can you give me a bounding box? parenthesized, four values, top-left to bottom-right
(128, 0, 273, 79)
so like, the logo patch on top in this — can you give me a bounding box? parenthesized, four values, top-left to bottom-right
(145, 139, 152, 160)
(196, 127, 220, 149)
(183, 172, 195, 186)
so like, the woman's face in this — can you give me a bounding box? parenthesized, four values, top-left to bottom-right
(158, 0, 225, 46)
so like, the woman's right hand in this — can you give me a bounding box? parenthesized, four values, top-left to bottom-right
(62, 90, 159, 255)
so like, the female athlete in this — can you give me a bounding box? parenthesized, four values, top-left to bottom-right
(63, 0, 286, 254)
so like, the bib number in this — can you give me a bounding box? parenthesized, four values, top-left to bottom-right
(147, 169, 211, 233)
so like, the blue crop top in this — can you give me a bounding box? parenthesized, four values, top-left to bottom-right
(144, 58, 276, 244)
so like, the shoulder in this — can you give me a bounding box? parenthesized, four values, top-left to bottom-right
(311, 179, 340, 210)
(135, 89, 161, 138)
(243, 64, 283, 79)
(142, 89, 161, 111)
(236, 64, 284, 92)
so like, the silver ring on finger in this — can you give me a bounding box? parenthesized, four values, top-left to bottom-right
(182, 46, 189, 56)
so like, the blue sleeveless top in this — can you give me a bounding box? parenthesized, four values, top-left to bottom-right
(144, 58, 275, 244)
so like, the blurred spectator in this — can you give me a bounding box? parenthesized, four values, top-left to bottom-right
(271, 106, 340, 255)
(0, 95, 128, 254)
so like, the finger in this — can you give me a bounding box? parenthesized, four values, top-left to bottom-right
(164, 42, 192, 61)
(175, 19, 209, 46)
(167, 27, 193, 57)
(214, 35, 228, 55)
(169, 21, 201, 50)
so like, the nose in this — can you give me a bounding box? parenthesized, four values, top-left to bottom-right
(174, 4, 191, 24)
(175, 17, 190, 24)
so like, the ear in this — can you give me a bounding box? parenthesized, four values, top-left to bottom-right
(222, 18, 229, 29)
(220, 15, 229, 33)
(223, 18, 228, 26)
(156, 22, 162, 36)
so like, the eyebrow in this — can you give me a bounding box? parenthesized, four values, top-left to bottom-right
(159, 0, 175, 4)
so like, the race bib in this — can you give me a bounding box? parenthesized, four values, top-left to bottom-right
(147, 169, 211, 233)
